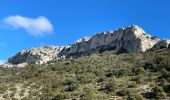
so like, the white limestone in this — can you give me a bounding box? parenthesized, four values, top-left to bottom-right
(151, 40, 170, 50)
(2, 25, 168, 67)
(60, 25, 159, 57)
(7, 46, 64, 65)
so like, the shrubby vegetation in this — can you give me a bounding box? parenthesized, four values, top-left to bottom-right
(0, 48, 170, 99)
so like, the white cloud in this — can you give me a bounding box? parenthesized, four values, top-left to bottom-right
(3, 15, 54, 36)
(0, 60, 5, 65)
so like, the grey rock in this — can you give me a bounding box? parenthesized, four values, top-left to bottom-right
(59, 25, 159, 58)
(151, 40, 170, 50)
(3, 25, 167, 67)
(7, 46, 64, 65)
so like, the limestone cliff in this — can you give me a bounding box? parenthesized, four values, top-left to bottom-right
(151, 40, 170, 50)
(59, 25, 159, 58)
(8, 46, 64, 65)
(3, 25, 168, 67)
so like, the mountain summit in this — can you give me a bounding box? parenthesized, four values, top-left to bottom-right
(2, 25, 170, 67)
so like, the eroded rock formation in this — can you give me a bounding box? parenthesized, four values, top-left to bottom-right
(3, 25, 169, 67)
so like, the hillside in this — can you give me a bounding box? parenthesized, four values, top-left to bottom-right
(0, 48, 170, 100)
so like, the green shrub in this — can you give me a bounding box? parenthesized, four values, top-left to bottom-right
(65, 84, 79, 92)
(116, 89, 127, 96)
(77, 74, 95, 84)
(131, 76, 144, 84)
(128, 82, 137, 88)
(127, 93, 143, 100)
(97, 75, 106, 83)
(152, 86, 166, 99)
(80, 87, 97, 100)
(0, 84, 8, 94)
(99, 79, 118, 94)
(132, 67, 146, 75)
(51, 94, 65, 100)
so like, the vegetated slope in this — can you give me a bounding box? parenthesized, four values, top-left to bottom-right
(0, 48, 170, 100)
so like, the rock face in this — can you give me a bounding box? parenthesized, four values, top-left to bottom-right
(8, 46, 64, 65)
(59, 25, 159, 58)
(3, 25, 167, 67)
(151, 40, 170, 50)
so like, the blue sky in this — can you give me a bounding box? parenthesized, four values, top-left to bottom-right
(0, 0, 170, 64)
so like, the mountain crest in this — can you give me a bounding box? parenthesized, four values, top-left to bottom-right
(2, 25, 170, 67)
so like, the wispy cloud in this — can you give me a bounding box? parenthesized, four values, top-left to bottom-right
(0, 42, 6, 47)
(2, 15, 54, 36)
(0, 60, 5, 65)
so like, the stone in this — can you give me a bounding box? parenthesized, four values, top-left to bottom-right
(7, 46, 64, 65)
(2, 25, 167, 67)
(151, 40, 170, 50)
(59, 25, 159, 58)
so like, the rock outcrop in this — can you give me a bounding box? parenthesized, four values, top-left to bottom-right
(151, 40, 170, 50)
(3, 25, 168, 67)
(59, 25, 159, 58)
(8, 46, 64, 65)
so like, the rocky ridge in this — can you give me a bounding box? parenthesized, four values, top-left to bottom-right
(1, 25, 170, 67)
(151, 39, 170, 50)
